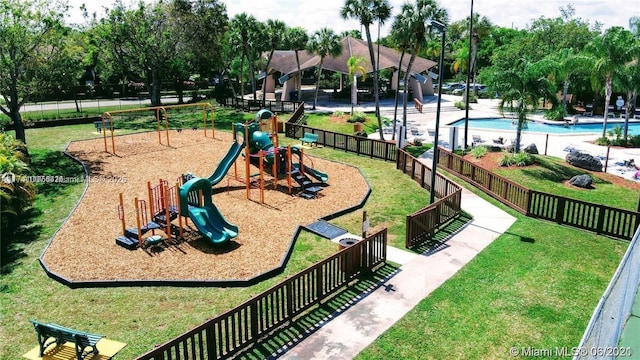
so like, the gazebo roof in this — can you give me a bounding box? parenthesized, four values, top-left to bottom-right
(267, 36, 437, 76)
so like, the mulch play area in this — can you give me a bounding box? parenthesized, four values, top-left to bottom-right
(40, 130, 369, 283)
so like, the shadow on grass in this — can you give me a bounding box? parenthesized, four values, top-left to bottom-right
(30, 149, 87, 197)
(1, 206, 43, 276)
(1, 149, 86, 276)
(519, 156, 612, 185)
(234, 263, 400, 359)
(410, 212, 474, 255)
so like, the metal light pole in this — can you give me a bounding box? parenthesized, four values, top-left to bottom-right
(463, 0, 474, 149)
(429, 20, 446, 204)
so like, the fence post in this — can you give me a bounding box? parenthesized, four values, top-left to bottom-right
(555, 197, 566, 224)
(596, 208, 606, 235)
(205, 327, 216, 359)
(250, 300, 259, 341)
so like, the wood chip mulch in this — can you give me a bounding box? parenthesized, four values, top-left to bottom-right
(40, 130, 369, 282)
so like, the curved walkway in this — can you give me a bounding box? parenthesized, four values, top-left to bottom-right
(276, 184, 516, 359)
(277, 94, 626, 358)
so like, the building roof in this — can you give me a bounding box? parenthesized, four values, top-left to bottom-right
(267, 36, 437, 76)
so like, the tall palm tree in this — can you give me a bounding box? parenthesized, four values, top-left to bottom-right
(307, 28, 343, 110)
(262, 19, 287, 106)
(347, 55, 368, 115)
(230, 13, 261, 100)
(490, 58, 554, 153)
(285, 27, 309, 101)
(393, 0, 448, 131)
(586, 26, 636, 137)
(389, 14, 413, 139)
(538, 48, 591, 115)
(341, 0, 392, 140)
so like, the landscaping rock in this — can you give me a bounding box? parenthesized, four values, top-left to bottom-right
(523, 143, 539, 154)
(566, 151, 602, 172)
(569, 174, 593, 188)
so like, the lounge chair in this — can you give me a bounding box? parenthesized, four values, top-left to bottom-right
(584, 104, 593, 117)
(634, 108, 640, 119)
(472, 135, 486, 147)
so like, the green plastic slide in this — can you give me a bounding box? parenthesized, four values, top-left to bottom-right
(207, 141, 245, 186)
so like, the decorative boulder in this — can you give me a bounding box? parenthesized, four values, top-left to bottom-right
(569, 174, 593, 188)
(523, 143, 539, 154)
(566, 151, 602, 172)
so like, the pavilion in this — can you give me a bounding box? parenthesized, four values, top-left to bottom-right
(264, 36, 438, 103)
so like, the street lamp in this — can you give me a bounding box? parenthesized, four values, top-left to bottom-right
(427, 19, 446, 204)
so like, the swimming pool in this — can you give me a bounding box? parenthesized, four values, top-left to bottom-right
(450, 118, 640, 135)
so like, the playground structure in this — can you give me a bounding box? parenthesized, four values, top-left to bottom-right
(114, 109, 330, 250)
(116, 179, 184, 250)
(229, 109, 328, 201)
(99, 103, 215, 155)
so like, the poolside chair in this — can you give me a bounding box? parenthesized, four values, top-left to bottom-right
(583, 104, 593, 117)
(634, 108, 640, 119)
(472, 135, 486, 147)
(608, 105, 615, 117)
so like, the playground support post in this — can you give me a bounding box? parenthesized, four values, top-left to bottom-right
(245, 121, 251, 200)
(134, 197, 143, 247)
(287, 146, 292, 195)
(259, 151, 265, 204)
(163, 181, 171, 242)
(175, 182, 183, 239)
(118, 193, 126, 235)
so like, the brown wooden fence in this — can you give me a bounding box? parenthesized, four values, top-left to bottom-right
(285, 123, 397, 162)
(134, 229, 387, 360)
(438, 148, 640, 240)
(396, 149, 463, 248)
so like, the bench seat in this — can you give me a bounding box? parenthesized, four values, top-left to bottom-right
(299, 132, 319, 147)
(31, 320, 103, 360)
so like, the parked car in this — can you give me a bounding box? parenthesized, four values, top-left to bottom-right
(452, 84, 487, 95)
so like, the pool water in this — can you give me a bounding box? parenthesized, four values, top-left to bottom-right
(450, 118, 640, 135)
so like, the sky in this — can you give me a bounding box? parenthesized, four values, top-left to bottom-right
(66, 0, 639, 36)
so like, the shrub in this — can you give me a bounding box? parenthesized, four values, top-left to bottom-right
(544, 107, 567, 121)
(332, 110, 344, 118)
(499, 151, 534, 167)
(470, 146, 488, 159)
(595, 136, 610, 146)
(0, 134, 36, 233)
(348, 111, 368, 123)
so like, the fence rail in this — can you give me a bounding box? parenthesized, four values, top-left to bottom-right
(134, 229, 387, 360)
(438, 148, 639, 240)
(223, 97, 302, 113)
(285, 123, 397, 162)
(396, 149, 463, 248)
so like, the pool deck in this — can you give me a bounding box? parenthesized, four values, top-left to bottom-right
(347, 94, 640, 181)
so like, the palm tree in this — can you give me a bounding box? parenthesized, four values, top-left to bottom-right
(285, 27, 309, 101)
(262, 19, 287, 106)
(538, 49, 591, 115)
(307, 28, 343, 110)
(230, 13, 261, 100)
(347, 55, 368, 115)
(389, 14, 413, 139)
(490, 58, 554, 153)
(341, 0, 392, 140)
(586, 26, 636, 137)
(393, 0, 448, 131)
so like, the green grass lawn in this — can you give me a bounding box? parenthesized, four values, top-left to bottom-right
(1, 118, 431, 359)
(1, 109, 631, 359)
(494, 155, 640, 211)
(303, 112, 380, 135)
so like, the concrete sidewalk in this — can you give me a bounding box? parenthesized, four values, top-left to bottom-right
(275, 183, 516, 359)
